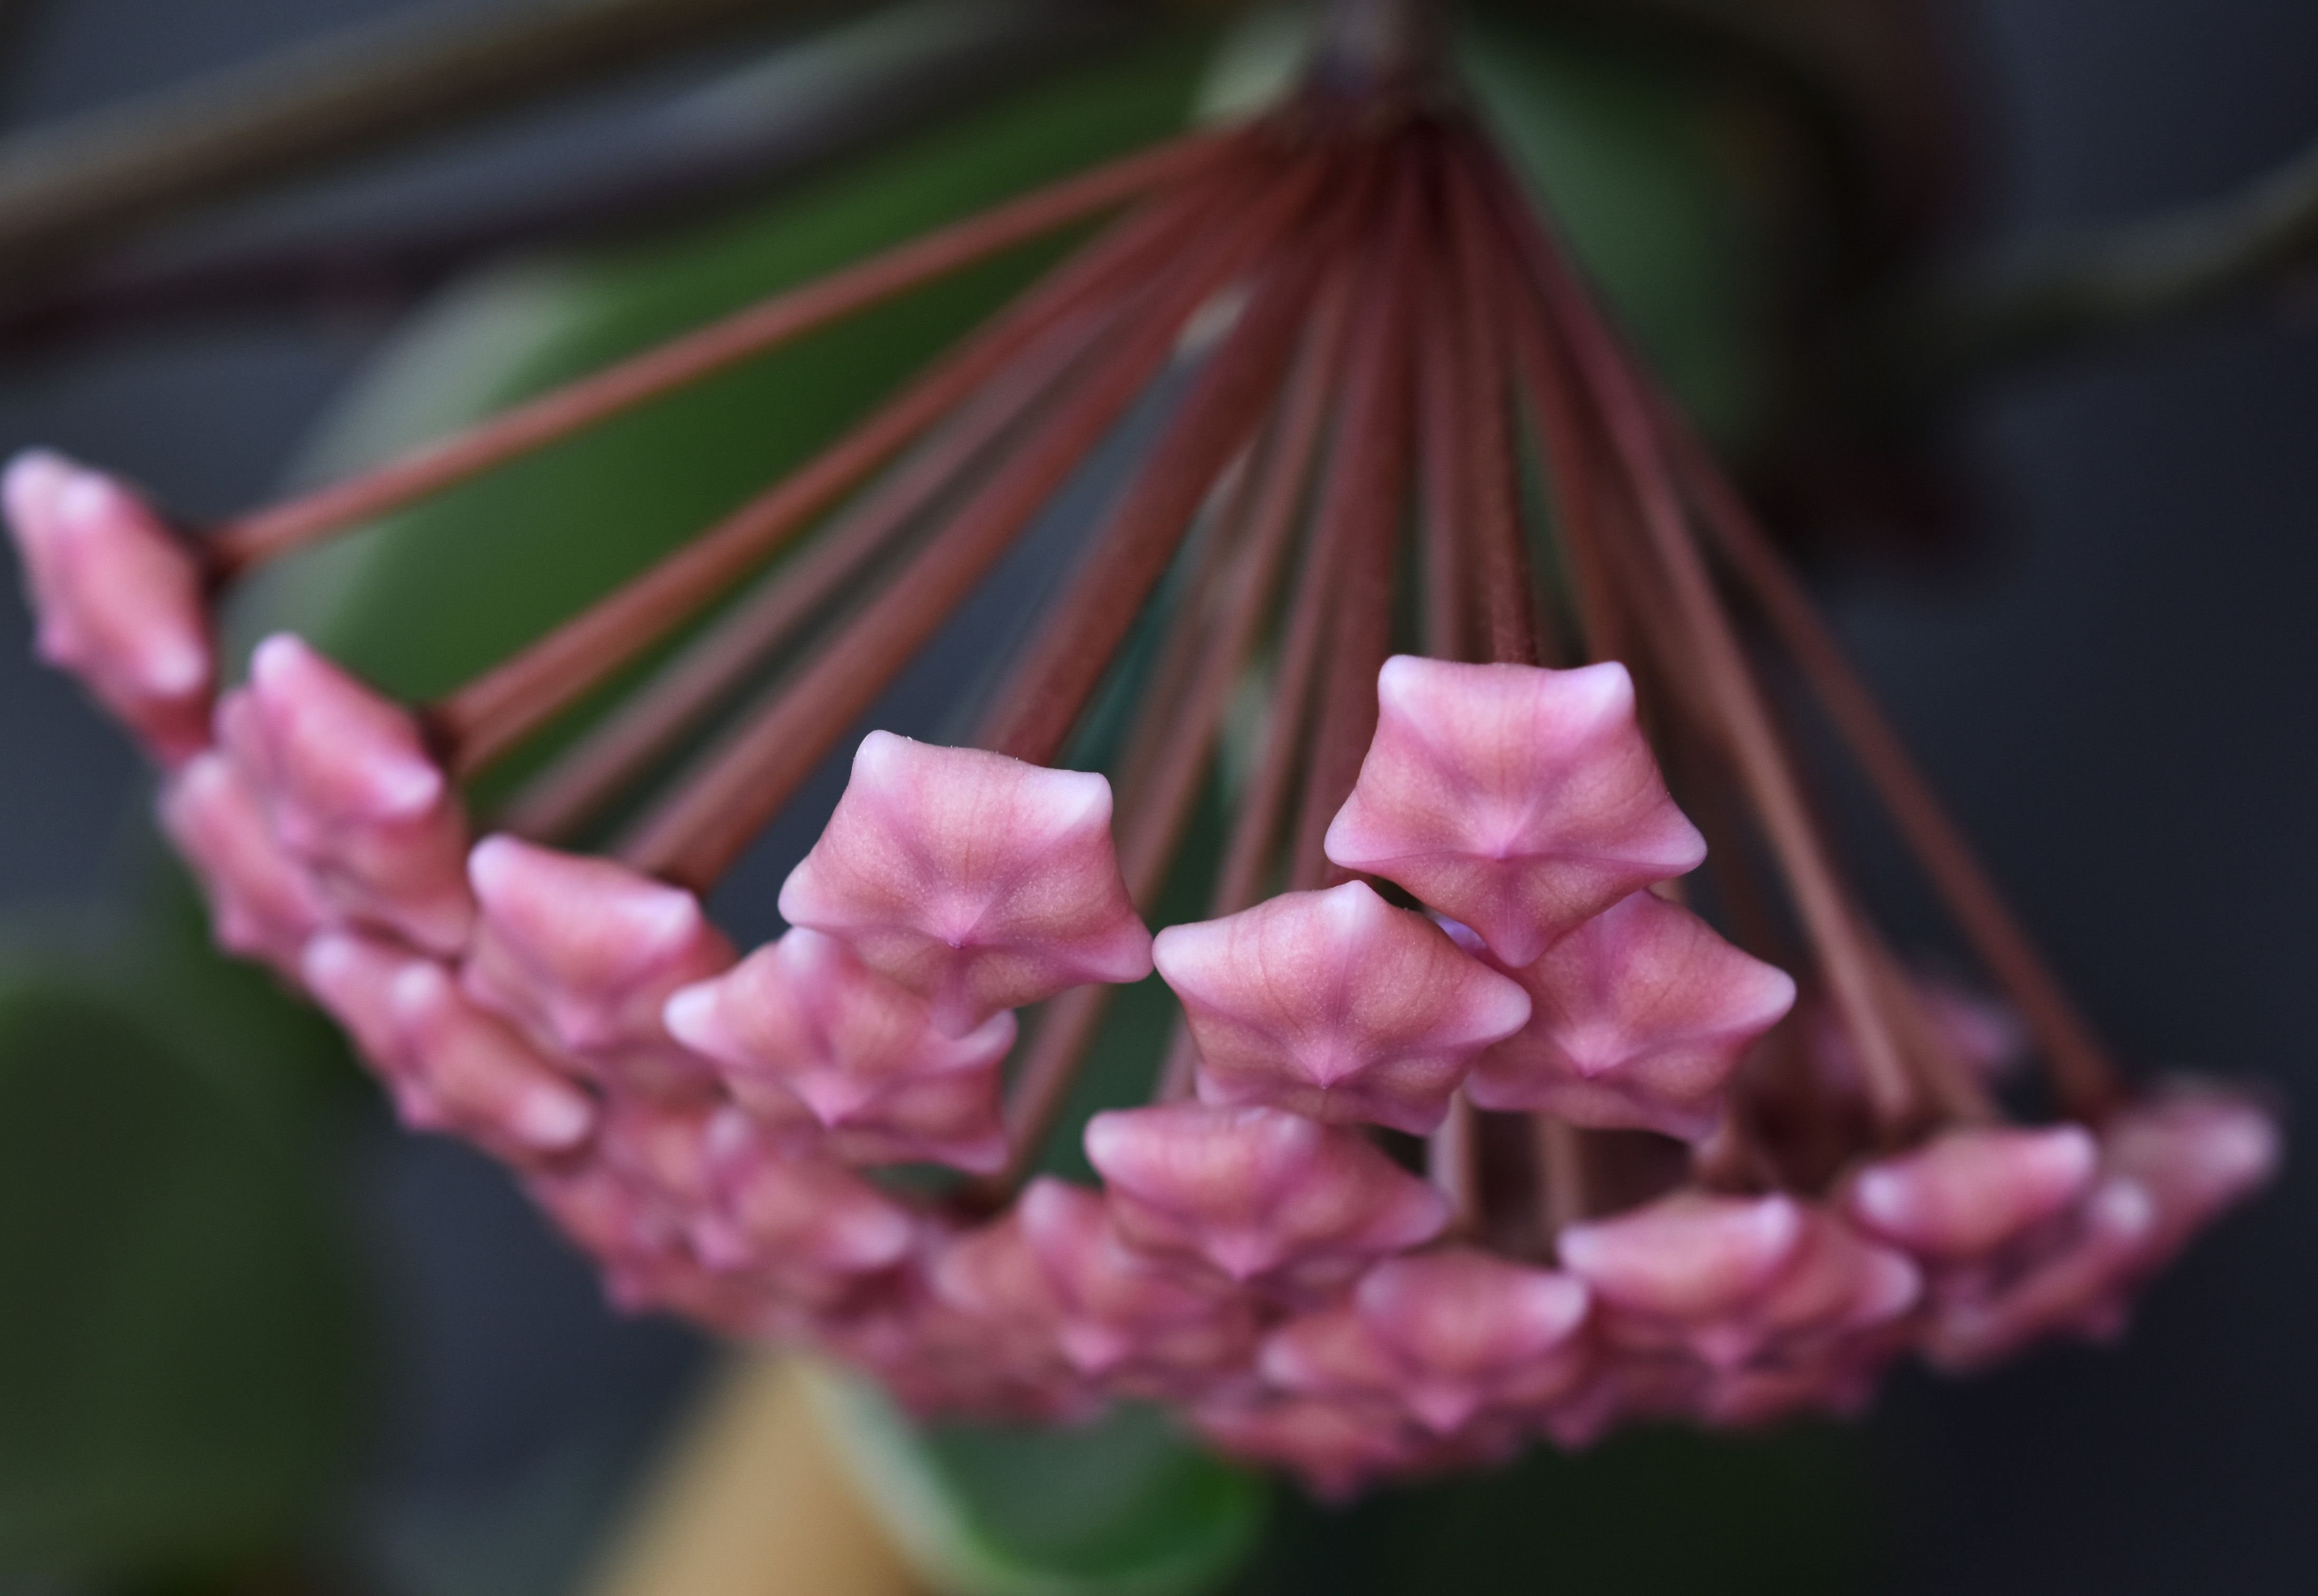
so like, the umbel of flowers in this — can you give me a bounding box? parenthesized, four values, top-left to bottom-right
(6, 64, 2278, 1499)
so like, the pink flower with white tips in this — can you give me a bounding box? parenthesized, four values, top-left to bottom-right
(158, 749, 328, 981)
(302, 933, 596, 1163)
(2100, 1082, 2281, 1278)
(664, 927, 1014, 1172)
(1466, 890, 1797, 1141)
(1084, 1102, 1450, 1290)
(1561, 1191, 1918, 1373)
(1920, 1086, 2281, 1371)
(777, 733, 1153, 1037)
(221, 634, 472, 954)
(463, 834, 734, 1098)
(1016, 1179, 1261, 1398)
(1843, 1124, 2101, 1268)
(1324, 658, 1706, 967)
(696, 1106, 917, 1294)
(1155, 881, 1531, 1135)
(1262, 1249, 1593, 1435)
(4, 450, 213, 765)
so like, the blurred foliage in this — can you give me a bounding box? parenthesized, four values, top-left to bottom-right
(821, 1373, 1268, 1596)
(4, 7, 1817, 1591)
(0, 934, 363, 1582)
(1226, 1422, 1875, 1595)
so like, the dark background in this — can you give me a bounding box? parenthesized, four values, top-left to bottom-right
(3, 2, 2313, 1591)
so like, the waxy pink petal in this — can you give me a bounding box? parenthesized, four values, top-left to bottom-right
(698, 1106, 917, 1284)
(303, 933, 596, 1162)
(1018, 1179, 1259, 1393)
(463, 834, 733, 1097)
(1844, 1124, 2100, 1263)
(1467, 891, 1796, 1141)
(1084, 1102, 1450, 1287)
(664, 927, 1012, 1171)
(778, 733, 1153, 1036)
(159, 749, 328, 981)
(1324, 657, 1705, 966)
(1564, 1193, 1916, 1373)
(1264, 1249, 1592, 1433)
(223, 634, 472, 954)
(2102, 1082, 2281, 1270)
(1157, 881, 1530, 1135)
(1559, 1191, 1804, 1323)
(5, 451, 213, 765)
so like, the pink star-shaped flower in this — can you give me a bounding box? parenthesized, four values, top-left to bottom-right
(1083, 1102, 1450, 1290)
(462, 834, 734, 1098)
(1261, 1249, 1593, 1434)
(663, 927, 1014, 1173)
(301, 933, 596, 1162)
(777, 733, 1152, 1037)
(1323, 657, 1705, 967)
(1155, 881, 1530, 1135)
(5, 451, 213, 765)
(1465, 891, 1796, 1141)
(1561, 1191, 1917, 1373)
(221, 634, 472, 954)
(696, 1105, 917, 1289)
(1841, 1124, 2100, 1265)
(1016, 1178, 1261, 1398)
(158, 750, 328, 982)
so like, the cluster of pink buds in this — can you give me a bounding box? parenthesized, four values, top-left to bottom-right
(7, 68, 2277, 1499)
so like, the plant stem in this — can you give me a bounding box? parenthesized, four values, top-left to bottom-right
(616, 149, 1332, 890)
(1658, 406, 2125, 1119)
(0, 0, 871, 287)
(1477, 126, 1921, 1142)
(206, 126, 1234, 578)
(498, 307, 1115, 842)
(1885, 134, 2318, 401)
(0, 0, 1138, 353)
(1285, 144, 1422, 890)
(428, 148, 1245, 775)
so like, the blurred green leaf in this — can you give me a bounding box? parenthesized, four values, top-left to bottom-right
(1462, 12, 1778, 449)
(812, 1367, 1270, 1596)
(232, 27, 1220, 803)
(0, 954, 363, 1580)
(1224, 1423, 1876, 1595)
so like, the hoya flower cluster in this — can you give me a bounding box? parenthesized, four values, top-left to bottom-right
(4, 84, 2278, 1499)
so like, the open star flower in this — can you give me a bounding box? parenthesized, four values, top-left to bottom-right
(221, 633, 472, 954)
(4, 451, 213, 765)
(462, 834, 734, 1097)
(1324, 658, 1705, 966)
(1261, 1249, 1593, 1435)
(1084, 1103, 1450, 1291)
(663, 927, 1014, 1172)
(159, 749, 329, 981)
(1156, 880, 1531, 1134)
(778, 733, 1153, 1037)
(1466, 889, 1797, 1141)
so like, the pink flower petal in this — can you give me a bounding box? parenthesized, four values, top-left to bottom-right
(223, 634, 471, 953)
(1467, 891, 1795, 1141)
(1157, 881, 1530, 1135)
(1843, 1124, 2100, 1262)
(664, 927, 1013, 1172)
(1324, 657, 1704, 966)
(5, 450, 213, 765)
(778, 733, 1152, 1037)
(1084, 1102, 1450, 1287)
(159, 749, 328, 981)
(699, 1105, 917, 1281)
(463, 834, 733, 1097)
